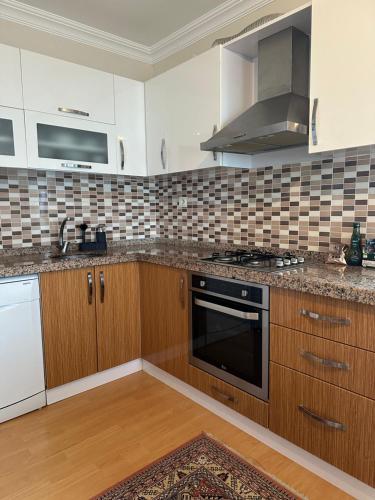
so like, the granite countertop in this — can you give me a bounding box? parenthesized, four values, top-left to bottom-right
(1, 239, 375, 306)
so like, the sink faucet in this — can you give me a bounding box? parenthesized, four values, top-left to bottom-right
(58, 217, 73, 255)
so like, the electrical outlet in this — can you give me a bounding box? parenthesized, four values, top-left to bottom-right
(178, 196, 188, 208)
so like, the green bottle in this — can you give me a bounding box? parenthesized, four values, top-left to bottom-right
(346, 222, 363, 266)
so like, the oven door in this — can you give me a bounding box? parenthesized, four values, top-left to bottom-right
(190, 291, 269, 401)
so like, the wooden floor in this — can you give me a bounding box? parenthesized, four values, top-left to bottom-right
(0, 372, 350, 499)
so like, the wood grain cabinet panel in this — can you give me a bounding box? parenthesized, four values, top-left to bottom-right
(140, 263, 189, 381)
(95, 263, 141, 371)
(271, 287, 375, 351)
(271, 324, 375, 400)
(269, 363, 375, 486)
(187, 365, 269, 428)
(40, 268, 98, 388)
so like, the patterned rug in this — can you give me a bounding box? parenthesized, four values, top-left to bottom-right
(93, 433, 303, 499)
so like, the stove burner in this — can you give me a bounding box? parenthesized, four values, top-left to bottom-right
(201, 249, 306, 272)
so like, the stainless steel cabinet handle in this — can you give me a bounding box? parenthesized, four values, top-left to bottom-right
(299, 309, 350, 326)
(87, 272, 93, 304)
(298, 405, 346, 431)
(160, 138, 166, 170)
(179, 276, 185, 309)
(119, 137, 125, 170)
(58, 107, 89, 117)
(194, 298, 258, 321)
(100, 271, 105, 303)
(211, 386, 237, 403)
(61, 163, 92, 170)
(311, 98, 318, 145)
(212, 124, 218, 161)
(300, 350, 350, 371)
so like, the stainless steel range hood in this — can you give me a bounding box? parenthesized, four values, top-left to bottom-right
(201, 27, 310, 155)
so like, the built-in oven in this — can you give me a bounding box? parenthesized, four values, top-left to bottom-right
(189, 273, 269, 401)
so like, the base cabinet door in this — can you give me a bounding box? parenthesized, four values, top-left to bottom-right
(140, 263, 189, 380)
(95, 263, 141, 371)
(269, 362, 375, 486)
(40, 268, 98, 389)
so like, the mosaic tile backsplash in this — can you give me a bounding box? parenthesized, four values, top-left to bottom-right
(1, 146, 374, 252)
(0, 169, 157, 248)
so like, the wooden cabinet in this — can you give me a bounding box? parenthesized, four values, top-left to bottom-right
(145, 46, 252, 175)
(0, 44, 23, 109)
(188, 364, 268, 427)
(21, 50, 115, 124)
(309, 0, 375, 152)
(95, 263, 141, 371)
(140, 263, 189, 380)
(114, 76, 147, 176)
(270, 287, 375, 351)
(40, 264, 141, 388)
(40, 268, 98, 388)
(270, 363, 375, 486)
(271, 324, 375, 400)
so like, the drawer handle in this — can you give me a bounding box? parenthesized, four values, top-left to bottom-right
(211, 386, 237, 404)
(298, 405, 346, 431)
(299, 309, 350, 326)
(58, 107, 89, 117)
(195, 298, 259, 320)
(300, 350, 350, 371)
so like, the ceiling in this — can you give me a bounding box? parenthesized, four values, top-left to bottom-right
(17, 0, 230, 46)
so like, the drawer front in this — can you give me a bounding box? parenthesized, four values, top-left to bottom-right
(271, 287, 375, 351)
(187, 364, 268, 428)
(270, 325, 375, 399)
(270, 363, 375, 486)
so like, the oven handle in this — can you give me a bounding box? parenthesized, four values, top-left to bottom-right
(194, 298, 259, 320)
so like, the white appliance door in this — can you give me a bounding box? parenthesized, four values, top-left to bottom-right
(0, 287, 45, 409)
(25, 110, 118, 175)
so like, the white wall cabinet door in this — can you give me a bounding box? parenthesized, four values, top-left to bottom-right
(0, 107, 27, 169)
(114, 76, 147, 176)
(21, 50, 115, 125)
(25, 111, 118, 175)
(145, 46, 252, 175)
(0, 44, 23, 109)
(309, 0, 375, 153)
(145, 73, 170, 175)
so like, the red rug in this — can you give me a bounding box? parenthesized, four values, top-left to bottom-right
(93, 433, 303, 499)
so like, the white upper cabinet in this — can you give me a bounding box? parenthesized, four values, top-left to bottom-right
(114, 76, 147, 176)
(0, 107, 27, 169)
(145, 46, 253, 175)
(309, 0, 375, 153)
(21, 50, 115, 124)
(0, 44, 23, 109)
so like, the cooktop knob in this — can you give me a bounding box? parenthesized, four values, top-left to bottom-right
(200, 280, 206, 287)
(276, 260, 284, 267)
(241, 289, 248, 298)
(291, 257, 298, 264)
(283, 258, 291, 266)
(297, 256, 305, 263)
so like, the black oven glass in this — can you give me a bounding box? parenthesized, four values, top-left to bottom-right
(191, 292, 263, 388)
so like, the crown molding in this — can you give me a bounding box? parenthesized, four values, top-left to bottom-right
(0, 0, 275, 65)
(150, 0, 274, 63)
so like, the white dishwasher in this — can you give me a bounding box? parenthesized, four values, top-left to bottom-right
(0, 275, 46, 423)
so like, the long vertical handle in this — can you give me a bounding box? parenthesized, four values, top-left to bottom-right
(100, 271, 105, 303)
(119, 137, 125, 170)
(311, 98, 318, 145)
(160, 138, 166, 170)
(87, 272, 93, 304)
(212, 124, 218, 161)
(179, 275, 185, 309)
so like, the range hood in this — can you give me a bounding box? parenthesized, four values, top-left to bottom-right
(201, 27, 310, 155)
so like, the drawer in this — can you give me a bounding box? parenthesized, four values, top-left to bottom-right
(270, 325, 375, 399)
(271, 287, 375, 351)
(187, 364, 268, 428)
(269, 363, 375, 486)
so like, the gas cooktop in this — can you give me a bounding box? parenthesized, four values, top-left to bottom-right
(201, 249, 306, 272)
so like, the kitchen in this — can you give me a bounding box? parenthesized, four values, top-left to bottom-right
(0, 0, 374, 499)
